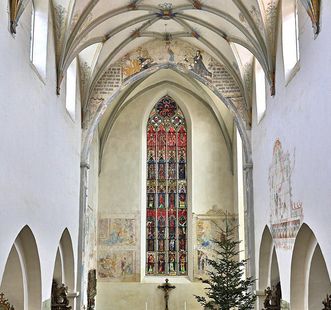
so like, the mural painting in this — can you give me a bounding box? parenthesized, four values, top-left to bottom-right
(116, 40, 214, 82)
(97, 216, 138, 281)
(87, 39, 245, 129)
(99, 218, 136, 246)
(98, 249, 136, 281)
(269, 139, 303, 250)
(194, 210, 237, 278)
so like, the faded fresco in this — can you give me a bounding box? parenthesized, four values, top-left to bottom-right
(98, 249, 136, 281)
(97, 216, 138, 281)
(99, 218, 136, 246)
(269, 139, 303, 250)
(84, 39, 248, 129)
(115, 39, 214, 82)
(194, 210, 237, 278)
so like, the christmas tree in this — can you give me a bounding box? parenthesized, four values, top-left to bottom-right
(195, 217, 256, 310)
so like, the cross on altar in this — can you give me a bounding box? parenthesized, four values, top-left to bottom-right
(158, 278, 176, 310)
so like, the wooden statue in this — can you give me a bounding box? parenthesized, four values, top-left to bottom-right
(51, 280, 71, 310)
(158, 279, 176, 310)
(262, 282, 281, 310)
(0, 293, 14, 310)
(322, 294, 331, 310)
(87, 269, 97, 310)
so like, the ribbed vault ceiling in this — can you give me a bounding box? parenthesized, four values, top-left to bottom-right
(51, 0, 279, 107)
(12, 0, 320, 135)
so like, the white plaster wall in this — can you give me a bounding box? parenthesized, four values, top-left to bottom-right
(252, 1, 331, 303)
(97, 84, 234, 309)
(0, 1, 81, 306)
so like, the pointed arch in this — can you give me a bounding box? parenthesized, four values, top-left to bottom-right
(258, 225, 274, 290)
(0, 225, 42, 310)
(145, 96, 188, 276)
(53, 228, 75, 292)
(290, 223, 331, 309)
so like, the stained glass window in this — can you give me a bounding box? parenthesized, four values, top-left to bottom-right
(146, 95, 188, 276)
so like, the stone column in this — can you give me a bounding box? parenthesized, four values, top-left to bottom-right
(243, 162, 256, 281)
(76, 161, 90, 309)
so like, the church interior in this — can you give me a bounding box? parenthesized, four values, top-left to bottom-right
(1, 0, 330, 309)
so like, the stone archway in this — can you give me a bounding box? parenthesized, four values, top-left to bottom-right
(77, 63, 255, 309)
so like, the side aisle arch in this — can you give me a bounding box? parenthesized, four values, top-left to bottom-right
(291, 223, 331, 309)
(0, 225, 42, 310)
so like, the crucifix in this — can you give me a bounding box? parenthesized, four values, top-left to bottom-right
(158, 278, 176, 310)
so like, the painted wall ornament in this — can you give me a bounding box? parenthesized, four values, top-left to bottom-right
(268, 139, 303, 250)
(51, 280, 71, 310)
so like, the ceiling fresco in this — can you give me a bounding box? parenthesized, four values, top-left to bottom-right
(8, 0, 321, 132)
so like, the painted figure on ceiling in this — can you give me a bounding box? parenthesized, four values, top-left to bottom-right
(193, 50, 212, 78)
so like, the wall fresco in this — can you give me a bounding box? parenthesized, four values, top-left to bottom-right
(86, 39, 246, 127)
(194, 210, 237, 278)
(98, 218, 136, 246)
(98, 249, 136, 281)
(268, 139, 303, 250)
(97, 216, 138, 281)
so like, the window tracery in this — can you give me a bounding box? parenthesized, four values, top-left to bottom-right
(146, 96, 188, 276)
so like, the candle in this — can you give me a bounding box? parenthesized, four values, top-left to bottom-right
(184, 301, 187, 310)
(145, 302, 148, 310)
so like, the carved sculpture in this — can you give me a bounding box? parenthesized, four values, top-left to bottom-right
(51, 280, 71, 310)
(87, 269, 97, 310)
(322, 294, 331, 310)
(0, 293, 14, 310)
(158, 279, 176, 310)
(262, 283, 281, 310)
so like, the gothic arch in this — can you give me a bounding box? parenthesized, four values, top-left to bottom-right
(98, 78, 233, 172)
(290, 223, 331, 309)
(78, 63, 255, 306)
(53, 228, 75, 291)
(0, 225, 42, 310)
(258, 226, 274, 291)
(82, 63, 251, 166)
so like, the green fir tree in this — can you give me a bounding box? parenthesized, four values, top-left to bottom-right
(195, 218, 256, 310)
